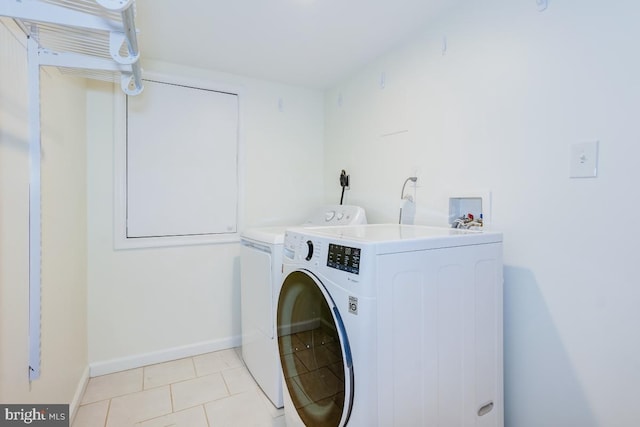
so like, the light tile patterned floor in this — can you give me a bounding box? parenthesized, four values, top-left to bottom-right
(72, 348, 285, 427)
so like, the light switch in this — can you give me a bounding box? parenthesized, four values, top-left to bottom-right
(569, 141, 599, 178)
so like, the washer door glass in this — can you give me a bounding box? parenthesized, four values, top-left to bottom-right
(277, 270, 353, 427)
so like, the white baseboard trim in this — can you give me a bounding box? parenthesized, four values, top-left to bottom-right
(69, 365, 90, 423)
(89, 336, 242, 377)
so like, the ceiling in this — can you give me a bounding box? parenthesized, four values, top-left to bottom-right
(134, 0, 456, 89)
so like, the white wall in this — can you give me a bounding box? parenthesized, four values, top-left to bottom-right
(324, 1, 640, 426)
(0, 19, 88, 409)
(86, 59, 325, 372)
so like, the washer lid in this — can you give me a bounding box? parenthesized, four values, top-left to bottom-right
(288, 224, 502, 254)
(241, 226, 290, 245)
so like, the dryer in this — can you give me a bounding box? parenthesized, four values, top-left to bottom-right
(240, 205, 366, 408)
(276, 224, 503, 427)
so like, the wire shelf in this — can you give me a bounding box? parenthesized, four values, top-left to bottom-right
(3, 0, 143, 95)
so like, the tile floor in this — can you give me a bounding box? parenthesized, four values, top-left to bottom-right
(72, 348, 285, 427)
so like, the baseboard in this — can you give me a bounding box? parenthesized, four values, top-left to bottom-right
(89, 336, 242, 377)
(69, 365, 90, 423)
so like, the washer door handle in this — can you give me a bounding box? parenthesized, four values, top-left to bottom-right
(305, 240, 314, 261)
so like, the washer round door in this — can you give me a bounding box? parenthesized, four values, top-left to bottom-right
(277, 270, 354, 427)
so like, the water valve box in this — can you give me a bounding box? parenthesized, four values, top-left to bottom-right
(448, 192, 491, 229)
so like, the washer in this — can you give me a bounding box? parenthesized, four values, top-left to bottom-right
(240, 205, 366, 408)
(277, 224, 504, 427)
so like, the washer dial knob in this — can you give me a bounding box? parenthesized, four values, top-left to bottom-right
(305, 240, 314, 261)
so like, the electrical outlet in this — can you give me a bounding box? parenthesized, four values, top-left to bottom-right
(569, 141, 599, 178)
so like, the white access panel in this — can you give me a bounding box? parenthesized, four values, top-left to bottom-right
(126, 80, 239, 238)
(376, 243, 503, 427)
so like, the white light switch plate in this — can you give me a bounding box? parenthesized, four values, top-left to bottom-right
(570, 141, 599, 178)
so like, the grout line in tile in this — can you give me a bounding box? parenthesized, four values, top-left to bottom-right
(139, 382, 168, 391)
(220, 372, 232, 397)
(130, 401, 186, 426)
(81, 390, 135, 406)
(141, 365, 146, 390)
(103, 398, 111, 427)
(167, 387, 236, 417)
(190, 356, 198, 378)
(168, 371, 224, 387)
(203, 403, 211, 427)
(169, 383, 175, 413)
(169, 391, 231, 415)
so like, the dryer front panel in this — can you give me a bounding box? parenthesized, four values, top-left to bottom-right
(277, 270, 354, 427)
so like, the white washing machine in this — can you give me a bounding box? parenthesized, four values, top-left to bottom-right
(240, 205, 366, 408)
(277, 224, 504, 427)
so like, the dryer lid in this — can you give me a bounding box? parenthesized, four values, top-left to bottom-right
(240, 226, 289, 245)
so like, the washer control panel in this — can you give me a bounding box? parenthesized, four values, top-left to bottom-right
(303, 205, 367, 226)
(284, 230, 361, 275)
(282, 227, 380, 298)
(283, 232, 322, 265)
(327, 243, 361, 275)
